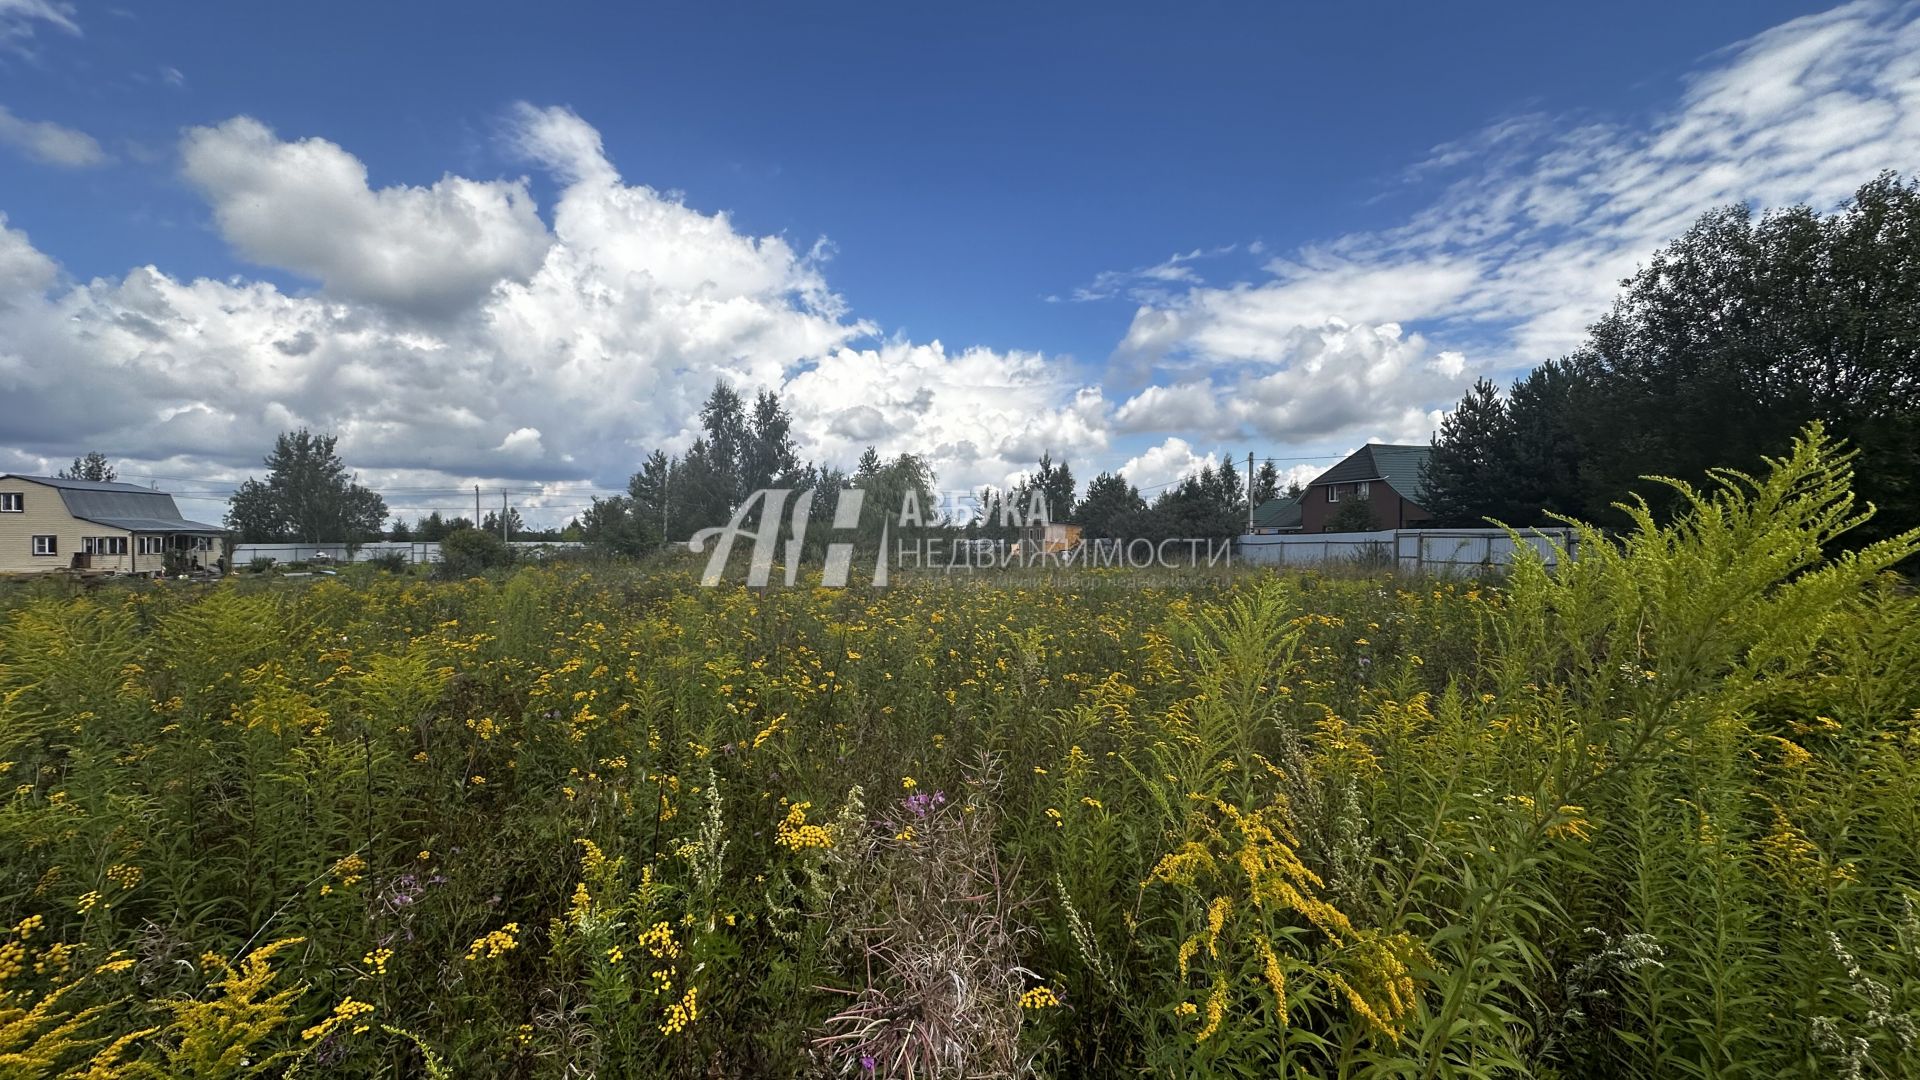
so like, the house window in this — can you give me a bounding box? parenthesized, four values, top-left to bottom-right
(1356, 481, 1371, 501)
(85, 536, 129, 556)
(138, 536, 167, 555)
(31, 535, 56, 556)
(0, 493, 21, 512)
(1326, 485, 1341, 503)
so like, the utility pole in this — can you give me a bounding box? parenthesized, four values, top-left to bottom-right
(662, 460, 671, 543)
(474, 485, 480, 528)
(1247, 452, 1256, 535)
(502, 491, 509, 543)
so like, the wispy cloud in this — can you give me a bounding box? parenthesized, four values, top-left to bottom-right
(0, 0, 78, 50)
(0, 106, 107, 166)
(1100, 0, 1920, 446)
(1049, 244, 1238, 304)
(1343, 0, 1920, 362)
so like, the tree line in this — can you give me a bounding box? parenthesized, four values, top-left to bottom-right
(1422, 171, 1920, 547)
(573, 384, 939, 556)
(159, 396, 1282, 556)
(577, 382, 1281, 555)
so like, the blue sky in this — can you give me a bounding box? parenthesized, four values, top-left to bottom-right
(1, 0, 1916, 525)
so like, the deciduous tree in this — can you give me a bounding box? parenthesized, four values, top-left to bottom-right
(223, 430, 388, 544)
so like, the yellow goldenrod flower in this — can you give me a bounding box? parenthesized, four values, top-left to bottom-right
(1195, 974, 1229, 1042)
(639, 921, 680, 959)
(1019, 986, 1061, 1010)
(1177, 935, 1200, 982)
(659, 985, 700, 1035)
(1206, 895, 1232, 958)
(775, 802, 834, 851)
(302, 996, 375, 1041)
(465, 923, 521, 962)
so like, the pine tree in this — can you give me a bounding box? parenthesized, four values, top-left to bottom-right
(1075, 472, 1147, 539)
(58, 451, 117, 483)
(1250, 462, 1280, 508)
(1422, 379, 1514, 526)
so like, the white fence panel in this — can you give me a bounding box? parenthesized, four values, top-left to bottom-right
(1238, 528, 1576, 574)
(1401, 529, 1575, 575)
(233, 541, 586, 567)
(1237, 531, 1396, 567)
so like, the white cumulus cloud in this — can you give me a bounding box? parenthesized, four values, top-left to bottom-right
(1118, 437, 1218, 492)
(0, 105, 1105, 524)
(1113, 319, 1465, 445)
(181, 117, 554, 316)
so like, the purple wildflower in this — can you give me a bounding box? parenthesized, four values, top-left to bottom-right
(902, 790, 949, 818)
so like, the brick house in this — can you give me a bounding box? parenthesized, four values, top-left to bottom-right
(1297, 444, 1435, 533)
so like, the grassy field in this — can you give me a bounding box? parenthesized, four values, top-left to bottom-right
(1, 430, 1917, 1078)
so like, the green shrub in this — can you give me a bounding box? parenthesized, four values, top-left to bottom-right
(437, 527, 513, 578)
(365, 550, 409, 573)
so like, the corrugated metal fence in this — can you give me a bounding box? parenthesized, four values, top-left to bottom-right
(233, 541, 585, 566)
(1237, 527, 1577, 575)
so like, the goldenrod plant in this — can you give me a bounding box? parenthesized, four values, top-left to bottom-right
(0, 424, 1914, 1076)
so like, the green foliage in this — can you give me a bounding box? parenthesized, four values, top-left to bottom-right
(577, 495, 662, 557)
(0, 425, 1915, 1076)
(630, 383, 819, 543)
(851, 448, 938, 538)
(1008, 452, 1078, 524)
(479, 508, 524, 538)
(1249, 461, 1281, 509)
(1426, 171, 1920, 549)
(1074, 471, 1147, 539)
(1079, 462, 1248, 542)
(364, 551, 409, 573)
(223, 430, 388, 545)
(56, 452, 117, 484)
(1325, 497, 1379, 533)
(436, 526, 513, 578)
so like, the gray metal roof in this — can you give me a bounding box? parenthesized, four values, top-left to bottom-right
(80, 515, 227, 533)
(1308, 445, 1433, 504)
(9, 475, 171, 494)
(2, 474, 226, 533)
(1251, 495, 1303, 530)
